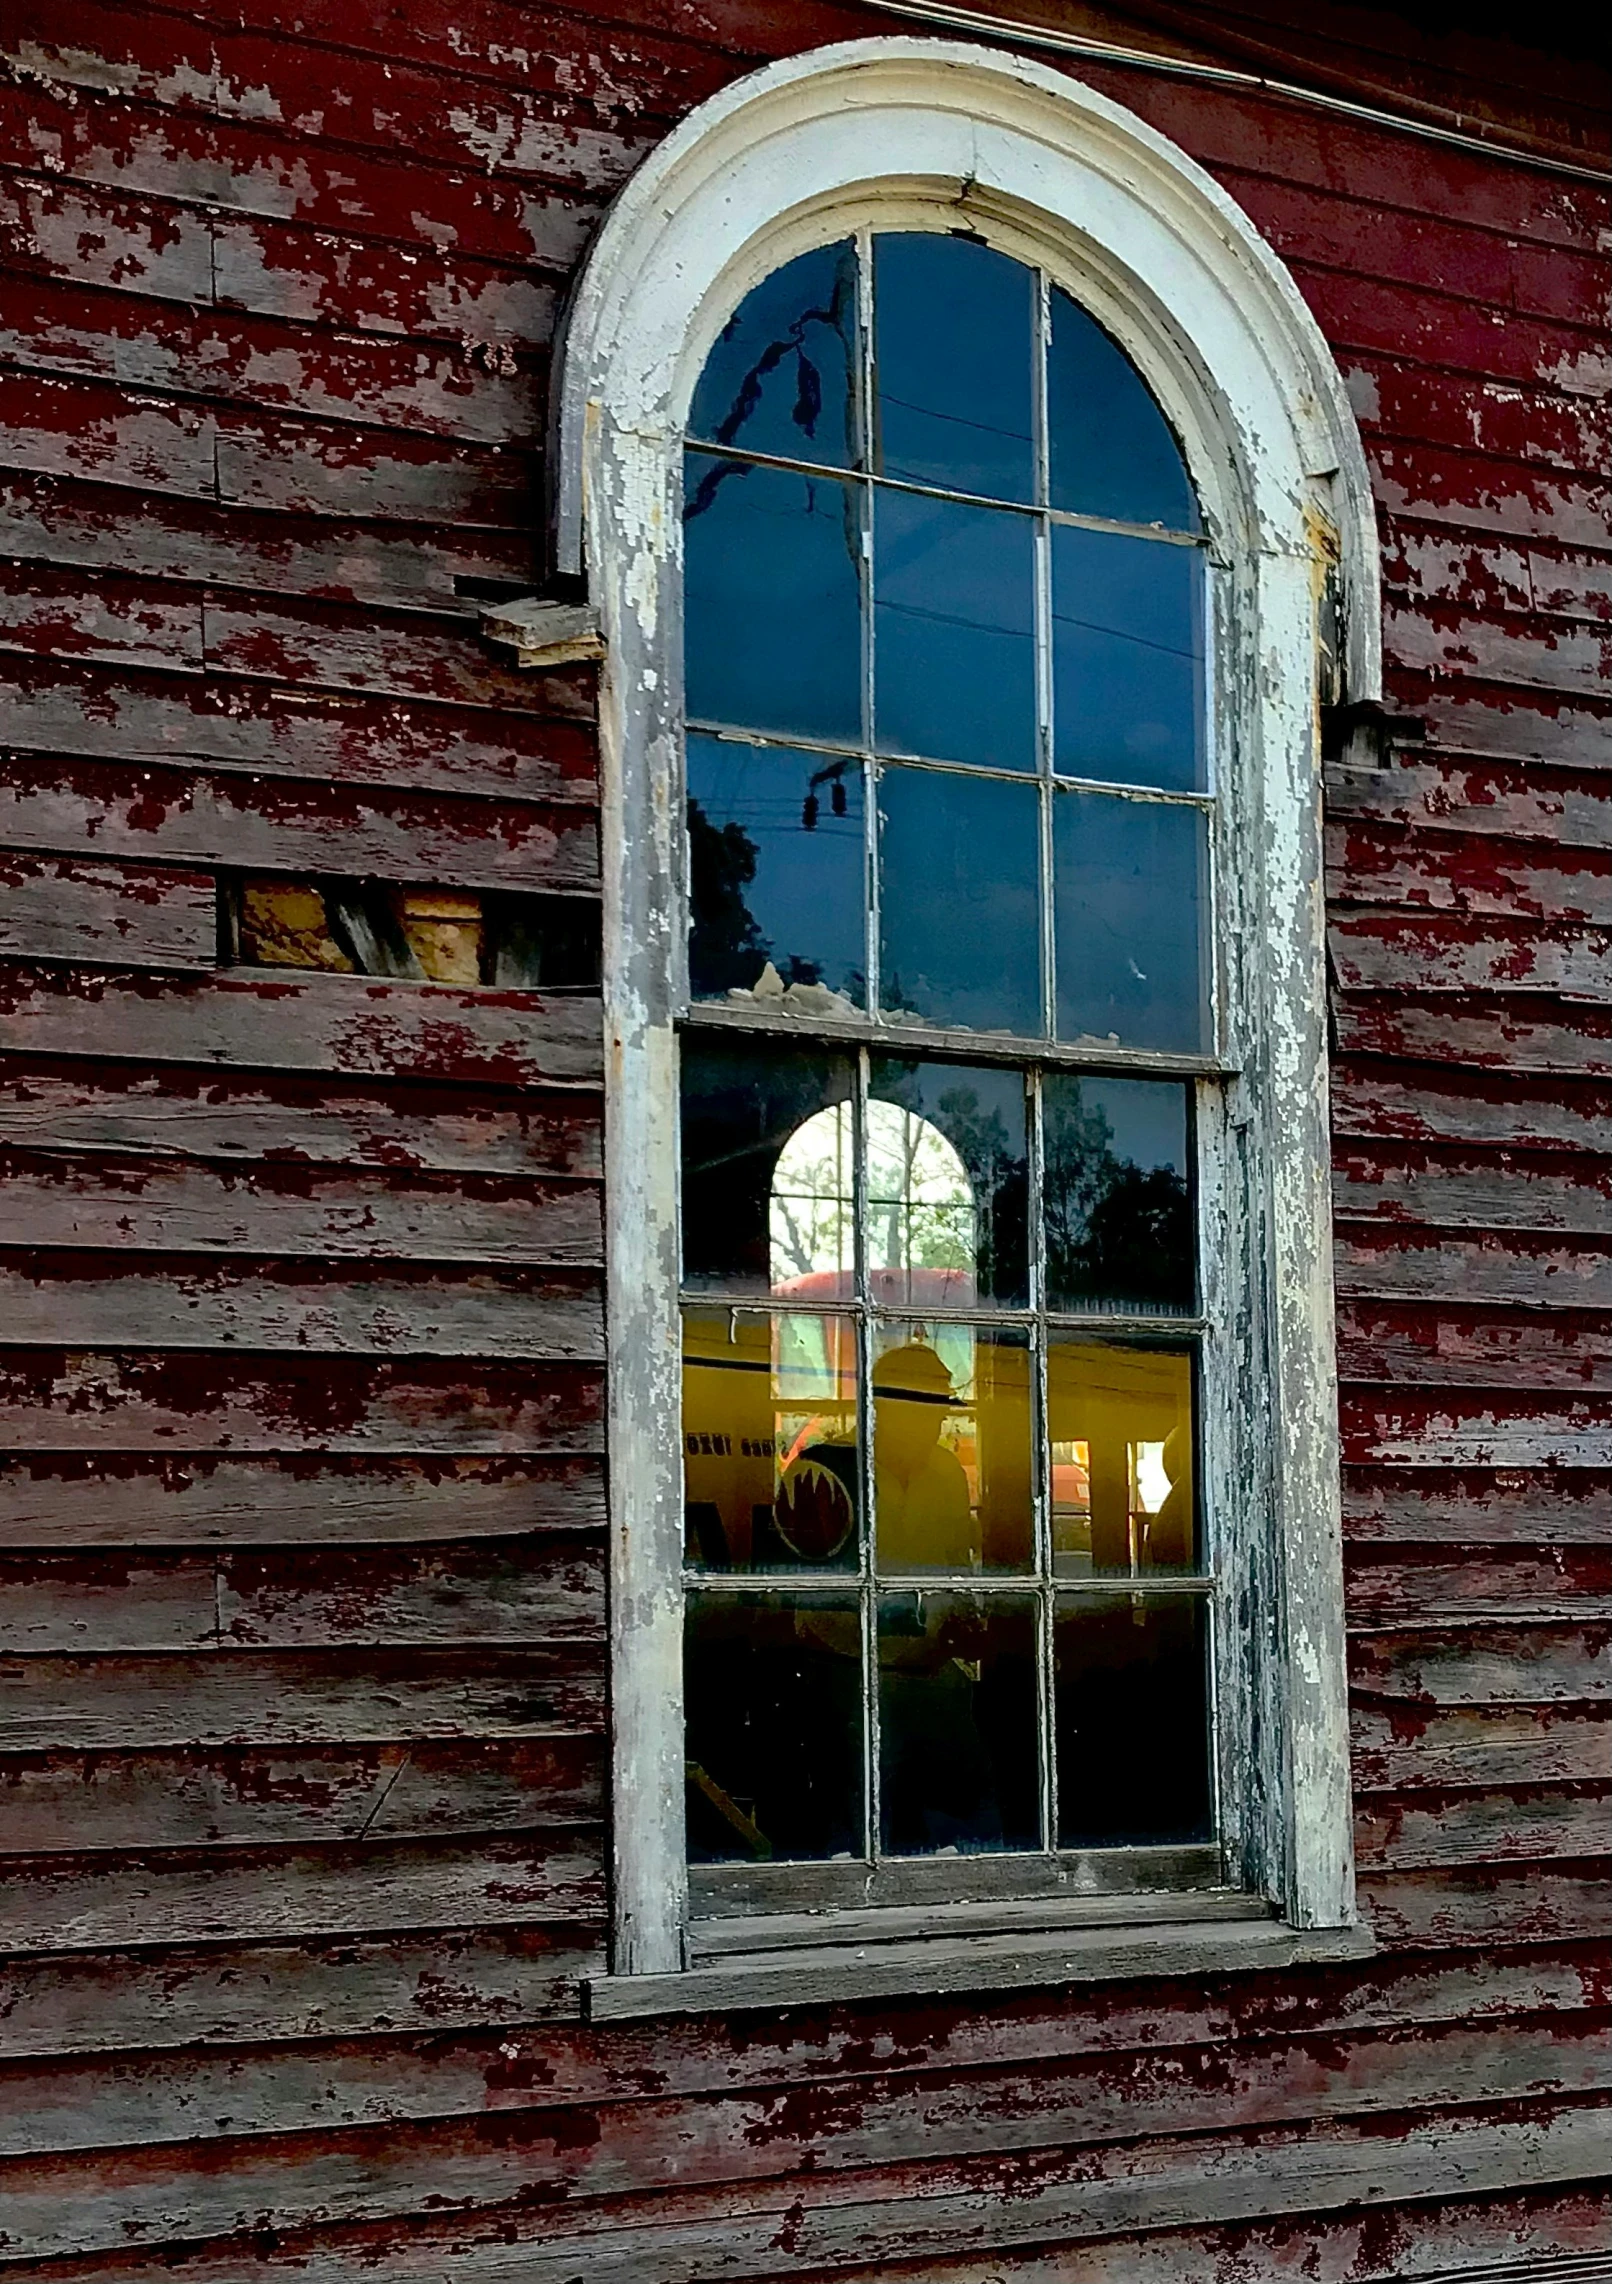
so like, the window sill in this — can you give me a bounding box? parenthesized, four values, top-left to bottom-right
(583, 1897, 1376, 2021)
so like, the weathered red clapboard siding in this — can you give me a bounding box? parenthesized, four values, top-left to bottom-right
(2, 0, 1610, 2276)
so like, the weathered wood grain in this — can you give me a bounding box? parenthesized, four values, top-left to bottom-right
(1351, 1624, 1612, 1706)
(0, 1352, 604, 1453)
(0, 755, 597, 892)
(0, 1262, 603, 1357)
(0, 1454, 605, 1544)
(0, 1155, 602, 1266)
(1332, 1062, 1612, 1155)
(0, 1645, 603, 1751)
(0, 851, 215, 972)
(1330, 825, 1612, 927)
(1335, 1148, 1612, 1236)
(1352, 1701, 1612, 1790)
(1340, 1301, 1612, 1396)
(1332, 913, 1612, 1001)
(0, 1735, 603, 1854)
(1338, 1228, 1612, 1310)
(1360, 1867, 1612, 1947)
(0, 967, 603, 1084)
(1344, 1470, 1612, 1544)
(1345, 1392, 1612, 1471)
(1336, 997, 1612, 1081)
(1355, 1786, 1612, 1870)
(1346, 1546, 1612, 1622)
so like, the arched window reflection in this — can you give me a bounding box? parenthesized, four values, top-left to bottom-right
(769, 1101, 976, 1306)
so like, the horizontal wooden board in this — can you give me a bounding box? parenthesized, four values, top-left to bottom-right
(0, 753, 597, 892)
(1332, 1062, 1612, 1156)
(0, 1155, 602, 1266)
(1395, 681, 1612, 772)
(1383, 528, 1612, 628)
(0, 1736, 603, 1854)
(0, 1831, 602, 1958)
(0, 655, 596, 801)
(0, 1924, 598, 2057)
(1372, 441, 1612, 555)
(1330, 825, 1612, 928)
(1345, 1392, 1612, 1471)
(1347, 355, 1612, 480)
(1334, 1148, 1612, 1237)
(1346, 1546, 1612, 1622)
(0, 1454, 604, 1544)
(0, 1260, 603, 1358)
(1329, 762, 1612, 854)
(0, 1351, 604, 1453)
(1352, 1702, 1612, 1791)
(0, 1060, 602, 1178)
(1335, 997, 1612, 1081)
(0, 1538, 603, 1652)
(1341, 1303, 1612, 1396)
(1344, 1470, 1612, 1544)
(1360, 1867, 1612, 1949)
(0, 1644, 603, 1751)
(0, 850, 215, 970)
(1351, 1624, 1612, 1707)
(0, 967, 603, 1084)
(1338, 1228, 1612, 1311)
(1355, 1786, 1612, 1870)
(1332, 913, 1612, 1002)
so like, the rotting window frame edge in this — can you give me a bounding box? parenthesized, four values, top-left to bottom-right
(550, 36, 1382, 2004)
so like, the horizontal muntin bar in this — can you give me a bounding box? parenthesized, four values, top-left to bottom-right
(680, 1000, 1234, 1078)
(682, 437, 1206, 548)
(680, 1299, 1208, 1336)
(683, 1572, 1216, 1593)
(687, 718, 1215, 808)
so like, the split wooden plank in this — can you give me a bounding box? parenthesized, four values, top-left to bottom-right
(1344, 1471, 1612, 1544)
(1334, 1149, 1612, 1236)
(1344, 1392, 1612, 1472)
(1346, 1547, 1612, 1622)
(1355, 1786, 1612, 1870)
(1337, 1228, 1612, 1310)
(1352, 1702, 1612, 1791)
(1350, 1623, 1612, 1706)
(0, 851, 215, 970)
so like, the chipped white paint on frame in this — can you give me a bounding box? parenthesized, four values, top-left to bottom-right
(555, 37, 1381, 1977)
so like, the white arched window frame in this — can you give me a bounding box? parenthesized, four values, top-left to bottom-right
(555, 38, 1381, 1993)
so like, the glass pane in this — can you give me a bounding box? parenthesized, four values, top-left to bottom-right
(1043, 1076, 1193, 1316)
(1052, 526, 1205, 793)
(873, 233, 1035, 502)
(683, 1309, 859, 1571)
(1054, 1595, 1210, 1845)
(686, 1591, 863, 1860)
(1048, 290, 1199, 533)
(688, 240, 860, 470)
(873, 1326, 1033, 1573)
(1053, 789, 1209, 1054)
(1046, 1337, 1196, 1576)
(868, 1058, 1029, 1308)
(680, 1037, 853, 1297)
(684, 452, 862, 743)
(879, 1591, 1039, 1853)
(687, 735, 865, 1008)
(879, 768, 1042, 1035)
(874, 492, 1036, 772)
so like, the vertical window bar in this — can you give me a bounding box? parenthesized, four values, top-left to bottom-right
(1027, 1064, 1057, 1854)
(853, 1041, 879, 1864)
(858, 229, 881, 1022)
(1033, 271, 1057, 1042)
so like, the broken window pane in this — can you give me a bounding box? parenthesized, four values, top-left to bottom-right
(688, 239, 860, 471)
(878, 1590, 1040, 1853)
(1043, 1075, 1194, 1316)
(682, 1308, 860, 1572)
(868, 1058, 1029, 1308)
(1053, 788, 1209, 1053)
(1054, 1594, 1210, 1844)
(686, 734, 865, 1007)
(684, 453, 863, 744)
(1047, 290, 1200, 533)
(686, 1590, 864, 1860)
(1046, 1337, 1196, 1576)
(1052, 525, 1206, 793)
(874, 491, 1036, 772)
(879, 767, 1041, 1034)
(874, 233, 1035, 502)
(680, 1036, 854, 1296)
(873, 1326, 1034, 1574)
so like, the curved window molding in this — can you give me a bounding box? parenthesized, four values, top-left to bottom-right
(555, 35, 1380, 1981)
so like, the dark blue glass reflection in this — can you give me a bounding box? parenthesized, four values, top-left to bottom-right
(1054, 790, 1209, 1053)
(875, 493, 1036, 771)
(880, 768, 1041, 1035)
(1048, 292, 1199, 532)
(686, 734, 865, 1005)
(684, 453, 863, 744)
(1053, 526, 1205, 792)
(688, 240, 859, 470)
(874, 234, 1035, 502)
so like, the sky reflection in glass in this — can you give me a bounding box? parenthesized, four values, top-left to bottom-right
(1053, 526, 1205, 792)
(874, 234, 1035, 501)
(875, 492, 1036, 771)
(880, 768, 1041, 1035)
(1054, 790, 1209, 1053)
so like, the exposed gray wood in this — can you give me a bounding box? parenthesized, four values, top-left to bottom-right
(0, 966, 604, 1085)
(0, 851, 215, 970)
(0, 1154, 602, 1266)
(688, 1888, 1268, 1958)
(0, 1834, 602, 1956)
(0, 1354, 605, 1454)
(1360, 1866, 1612, 1947)
(1346, 1550, 1612, 1623)
(1340, 1303, 1612, 1396)
(1337, 1230, 1612, 1311)
(586, 1920, 1376, 2021)
(1346, 1399, 1612, 1473)
(0, 1263, 602, 1358)
(1333, 1064, 1612, 1156)
(480, 597, 604, 667)
(1351, 1625, 1612, 1706)
(0, 1737, 604, 1853)
(0, 1927, 597, 2058)
(1355, 1787, 1611, 1870)
(0, 1456, 606, 1546)
(1335, 1151, 1612, 1237)
(1352, 1702, 1612, 1791)
(0, 758, 598, 893)
(1335, 999, 1612, 1082)
(1344, 1473, 1612, 1545)
(1328, 760, 1612, 852)
(0, 1646, 604, 1751)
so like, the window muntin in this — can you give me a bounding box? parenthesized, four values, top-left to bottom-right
(683, 229, 1212, 1056)
(678, 232, 1221, 1899)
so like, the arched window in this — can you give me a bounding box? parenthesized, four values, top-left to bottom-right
(559, 40, 1379, 1992)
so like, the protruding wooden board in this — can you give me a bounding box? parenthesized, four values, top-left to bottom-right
(0, 852, 215, 970)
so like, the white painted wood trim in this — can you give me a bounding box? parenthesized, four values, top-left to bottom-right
(555, 35, 1379, 1976)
